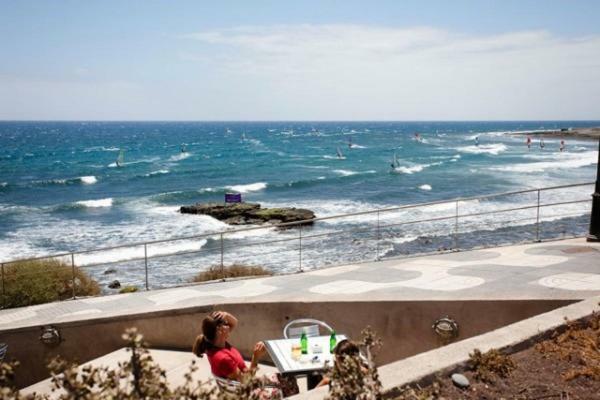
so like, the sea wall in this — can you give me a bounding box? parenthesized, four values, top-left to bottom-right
(2, 299, 574, 388)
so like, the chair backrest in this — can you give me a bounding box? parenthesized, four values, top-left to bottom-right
(283, 318, 334, 339)
(0, 343, 7, 362)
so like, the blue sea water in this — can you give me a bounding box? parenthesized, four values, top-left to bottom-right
(0, 121, 598, 286)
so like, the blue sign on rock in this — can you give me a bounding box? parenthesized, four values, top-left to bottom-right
(225, 193, 242, 203)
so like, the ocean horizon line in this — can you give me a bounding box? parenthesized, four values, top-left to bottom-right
(1, 119, 600, 124)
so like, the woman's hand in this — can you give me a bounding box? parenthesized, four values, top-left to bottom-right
(250, 341, 267, 370)
(253, 341, 267, 358)
(211, 311, 238, 330)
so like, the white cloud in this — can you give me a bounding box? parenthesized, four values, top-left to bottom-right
(3, 25, 600, 120)
(179, 24, 600, 120)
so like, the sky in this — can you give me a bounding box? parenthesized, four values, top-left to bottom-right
(1, 0, 600, 121)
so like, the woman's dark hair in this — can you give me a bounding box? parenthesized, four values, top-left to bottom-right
(192, 312, 225, 357)
(334, 339, 360, 357)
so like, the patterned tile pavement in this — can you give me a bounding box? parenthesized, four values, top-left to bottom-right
(1, 238, 599, 331)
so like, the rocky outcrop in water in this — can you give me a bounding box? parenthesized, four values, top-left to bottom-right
(180, 202, 316, 226)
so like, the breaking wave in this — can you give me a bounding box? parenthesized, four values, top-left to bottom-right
(225, 182, 268, 193)
(455, 143, 507, 155)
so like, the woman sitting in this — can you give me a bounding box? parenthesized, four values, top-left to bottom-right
(192, 310, 265, 380)
(192, 310, 298, 397)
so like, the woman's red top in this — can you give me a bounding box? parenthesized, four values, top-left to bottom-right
(206, 343, 247, 378)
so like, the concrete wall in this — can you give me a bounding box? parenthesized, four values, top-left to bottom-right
(1, 299, 574, 388)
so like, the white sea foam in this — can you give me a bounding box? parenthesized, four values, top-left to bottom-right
(455, 143, 507, 155)
(0, 182, 7, 187)
(147, 170, 170, 176)
(391, 235, 419, 244)
(419, 184, 432, 191)
(80, 176, 97, 184)
(323, 155, 346, 160)
(333, 169, 357, 176)
(226, 182, 267, 193)
(75, 198, 113, 208)
(169, 152, 191, 162)
(75, 238, 208, 266)
(108, 157, 160, 168)
(83, 146, 120, 153)
(302, 165, 329, 169)
(490, 151, 598, 173)
(395, 165, 423, 174)
(349, 144, 367, 149)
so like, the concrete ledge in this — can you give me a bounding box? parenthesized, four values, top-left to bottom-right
(291, 295, 600, 399)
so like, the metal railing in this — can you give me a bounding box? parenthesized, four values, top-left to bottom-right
(0, 181, 594, 307)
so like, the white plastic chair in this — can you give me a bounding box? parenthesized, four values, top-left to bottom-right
(0, 343, 7, 362)
(283, 318, 334, 339)
(212, 373, 281, 395)
(212, 374, 241, 393)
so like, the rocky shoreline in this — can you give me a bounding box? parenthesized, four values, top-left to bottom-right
(180, 202, 316, 226)
(511, 127, 600, 140)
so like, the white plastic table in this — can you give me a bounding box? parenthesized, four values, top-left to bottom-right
(264, 335, 347, 375)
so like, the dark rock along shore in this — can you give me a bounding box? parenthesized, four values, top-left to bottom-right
(180, 202, 316, 226)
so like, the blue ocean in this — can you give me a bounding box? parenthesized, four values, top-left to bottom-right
(0, 121, 598, 287)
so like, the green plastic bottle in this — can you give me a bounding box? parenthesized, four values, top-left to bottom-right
(329, 330, 337, 353)
(300, 332, 308, 354)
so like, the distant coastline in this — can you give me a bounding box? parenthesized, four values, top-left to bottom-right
(511, 127, 600, 140)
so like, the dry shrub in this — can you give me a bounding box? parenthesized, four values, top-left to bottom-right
(535, 313, 600, 381)
(191, 264, 273, 282)
(14, 328, 265, 399)
(394, 382, 443, 400)
(325, 326, 383, 400)
(2, 259, 100, 308)
(0, 360, 21, 399)
(468, 348, 515, 383)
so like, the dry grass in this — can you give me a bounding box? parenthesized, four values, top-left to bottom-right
(2, 259, 100, 308)
(468, 348, 516, 383)
(535, 313, 600, 381)
(190, 264, 273, 282)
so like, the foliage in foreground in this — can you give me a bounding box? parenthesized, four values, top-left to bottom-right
(536, 313, 600, 381)
(325, 326, 383, 400)
(2, 259, 100, 308)
(468, 348, 515, 383)
(2, 327, 382, 399)
(191, 264, 273, 283)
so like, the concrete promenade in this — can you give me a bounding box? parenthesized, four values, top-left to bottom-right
(1, 237, 599, 331)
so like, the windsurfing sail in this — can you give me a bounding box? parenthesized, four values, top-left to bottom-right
(181, 144, 187, 153)
(540, 138, 545, 149)
(393, 152, 400, 168)
(116, 149, 125, 167)
(336, 147, 344, 159)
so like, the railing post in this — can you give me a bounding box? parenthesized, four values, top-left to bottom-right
(454, 200, 459, 250)
(144, 244, 149, 290)
(1, 263, 5, 309)
(536, 189, 541, 242)
(220, 233, 224, 280)
(376, 211, 380, 261)
(298, 224, 303, 272)
(71, 253, 76, 299)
